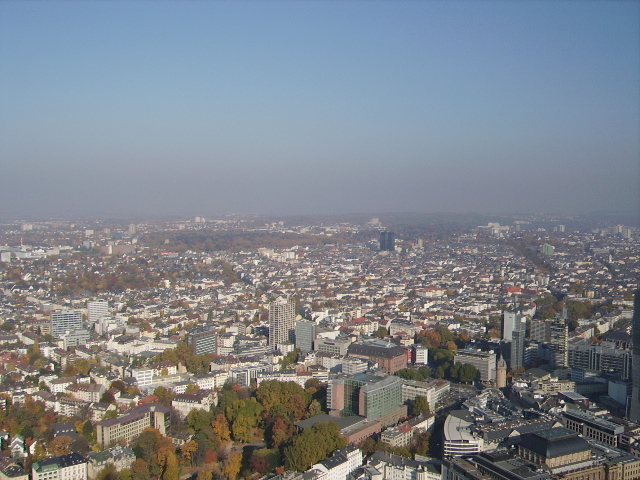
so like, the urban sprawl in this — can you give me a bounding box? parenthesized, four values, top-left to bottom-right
(0, 215, 638, 480)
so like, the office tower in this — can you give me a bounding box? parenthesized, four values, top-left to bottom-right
(328, 372, 403, 422)
(511, 327, 525, 371)
(268, 298, 296, 348)
(550, 319, 568, 367)
(542, 243, 555, 256)
(379, 231, 395, 252)
(295, 320, 316, 352)
(630, 290, 640, 422)
(50, 310, 83, 338)
(502, 311, 523, 342)
(87, 300, 109, 324)
(186, 327, 217, 355)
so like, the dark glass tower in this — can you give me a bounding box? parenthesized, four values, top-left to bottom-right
(379, 231, 395, 252)
(630, 289, 640, 422)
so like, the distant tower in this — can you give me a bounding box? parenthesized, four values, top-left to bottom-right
(496, 354, 507, 388)
(379, 231, 395, 252)
(269, 298, 296, 349)
(629, 290, 640, 422)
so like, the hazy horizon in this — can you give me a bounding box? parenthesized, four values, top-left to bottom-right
(1, 2, 638, 218)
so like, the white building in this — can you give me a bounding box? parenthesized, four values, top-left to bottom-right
(32, 452, 88, 480)
(309, 446, 362, 480)
(443, 411, 484, 457)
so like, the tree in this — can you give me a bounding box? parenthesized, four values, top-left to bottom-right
(130, 459, 151, 480)
(100, 390, 116, 404)
(185, 383, 200, 394)
(210, 414, 231, 443)
(48, 435, 74, 456)
(161, 450, 180, 480)
(221, 450, 242, 480)
(410, 396, 430, 416)
(154, 386, 174, 407)
(181, 440, 198, 467)
(411, 430, 431, 456)
(395, 368, 425, 382)
(284, 422, 346, 471)
(375, 326, 388, 338)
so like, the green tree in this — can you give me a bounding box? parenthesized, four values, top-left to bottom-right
(410, 396, 430, 416)
(395, 368, 425, 382)
(375, 326, 388, 338)
(284, 422, 346, 471)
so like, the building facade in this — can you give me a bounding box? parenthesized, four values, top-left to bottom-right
(454, 349, 497, 382)
(269, 298, 296, 348)
(50, 310, 83, 338)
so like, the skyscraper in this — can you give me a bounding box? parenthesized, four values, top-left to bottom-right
(550, 319, 568, 367)
(268, 298, 296, 349)
(295, 320, 316, 352)
(379, 231, 395, 252)
(511, 328, 525, 371)
(629, 289, 640, 422)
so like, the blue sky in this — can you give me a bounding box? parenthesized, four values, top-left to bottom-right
(1, 1, 638, 218)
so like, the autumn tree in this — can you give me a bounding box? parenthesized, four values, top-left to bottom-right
(220, 450, 242, 480)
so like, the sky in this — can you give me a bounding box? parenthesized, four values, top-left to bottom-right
(1, 1, 638, 219)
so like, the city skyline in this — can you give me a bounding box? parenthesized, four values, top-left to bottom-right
(1, 2, 638, 218)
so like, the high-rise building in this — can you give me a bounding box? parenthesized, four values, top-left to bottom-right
(268, 298, 296, 348)
(379, 231, 395, 252)
(327, 372, 404, 423)
(87, 300, 109, 324)
(295, 320, 316, 352)
(550, 320, 568, 367)
(511, 328, 525, 371)
(50, 310, 83, 338)
(502, 311, 527, 342)
(530, 318, 553, 343)
(629, 290, 640, 422)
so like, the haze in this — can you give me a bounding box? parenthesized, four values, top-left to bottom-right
(1, 1, 638, 219)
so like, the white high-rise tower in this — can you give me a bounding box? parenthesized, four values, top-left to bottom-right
(268, 298, 296, 349)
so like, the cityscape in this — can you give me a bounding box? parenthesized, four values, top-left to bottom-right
(0, 213, 638, 480)
(1, 1, 639, 480)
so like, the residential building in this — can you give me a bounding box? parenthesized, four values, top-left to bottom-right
(32, 452, 88, 480)
(269, 298, 296, 349)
